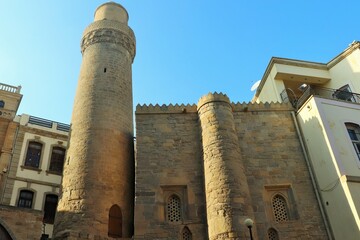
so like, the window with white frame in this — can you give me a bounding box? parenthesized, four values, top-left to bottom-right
(43, 194, 58, 224)
(17, 190, 34, 208)
(24, 141, 42, 168)
(49, 146, 66, 174)
(346, 122, 360, 160)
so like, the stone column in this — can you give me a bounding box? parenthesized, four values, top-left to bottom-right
(197, 93, 253, 240)
(53, 2, 135, 239)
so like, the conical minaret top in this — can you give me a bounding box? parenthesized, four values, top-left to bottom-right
(54, 2, 136, 239)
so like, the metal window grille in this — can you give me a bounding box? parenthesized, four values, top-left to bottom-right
(167, 195, 181, 222)
(268, 228, 279, 240)
(182, 227, 192, 240)
(272, 195, 289, 222)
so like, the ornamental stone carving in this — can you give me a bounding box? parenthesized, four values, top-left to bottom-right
(81, 28, 135, 61)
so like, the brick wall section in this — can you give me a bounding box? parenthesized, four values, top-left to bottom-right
(233, 103, 328, 239)
(197, 93, 254, 240)
(135, 104, 207, 239)
(0, 204, 43, 240)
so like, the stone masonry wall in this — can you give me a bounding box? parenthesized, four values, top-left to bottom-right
(233, 102, 328, 239)
(135, 104, 207, 239)
(134, 99, 328, 240)
(0, 204, 43, 240)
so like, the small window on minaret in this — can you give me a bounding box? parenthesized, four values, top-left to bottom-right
(0, 100, 4, 108)
(104, 68, 107, 73)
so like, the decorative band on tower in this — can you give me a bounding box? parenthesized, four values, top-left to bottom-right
(80, 26, 136, 60)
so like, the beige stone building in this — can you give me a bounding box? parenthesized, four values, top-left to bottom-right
(0, 84, 69, 239)
(3, 1, 359, 240)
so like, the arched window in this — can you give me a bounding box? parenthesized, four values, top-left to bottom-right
(43, 194, 58, 224)
(167, 194, 182, 223)
(346, 123, 360, 160)
(24, 141, 42, 168)
(17, 190, 34, 208)
(108, 204, 122, 238)
(0, 101, 4, 108)
(272, 194, 289, 222)
(49, 147, 66, 174)
(268, 228, 279, 240)
(0, 224, 12, 240)
(182, 226, 192, 240)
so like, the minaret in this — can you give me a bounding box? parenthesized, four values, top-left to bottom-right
(53, 2, 135, 239)
(197, 93, 255, 239)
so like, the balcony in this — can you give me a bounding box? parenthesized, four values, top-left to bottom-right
(28, 115, 70, 132)
(0, 83, 21, 93)
(280, 85, 360, 110)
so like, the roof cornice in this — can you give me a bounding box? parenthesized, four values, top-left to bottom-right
(254, 57, 327, 98)
(254, 41, 360, 99)
(327, 41, 360, 68)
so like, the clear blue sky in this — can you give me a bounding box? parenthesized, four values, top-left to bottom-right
(0, 1, 359, 124)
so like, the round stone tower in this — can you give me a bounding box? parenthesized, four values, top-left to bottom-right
(53, 2, 135, 239)
(197, 93, 254, 240)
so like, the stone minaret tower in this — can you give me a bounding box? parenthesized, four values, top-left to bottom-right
(54, 2, 135, 239)
(197, 93, 255, 240)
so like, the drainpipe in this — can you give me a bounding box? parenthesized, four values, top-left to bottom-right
(290, 111, 334, 240)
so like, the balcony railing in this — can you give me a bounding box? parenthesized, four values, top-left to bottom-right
(28, 116, 70, 132)
(0, 83, 21, 93)
(284, 86, 360, 109)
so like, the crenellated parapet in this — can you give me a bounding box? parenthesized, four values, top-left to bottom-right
(197, 92, 230, 110)
(231, 101, 293, 112)
(136, 97, 294, 115)
(136, 103, 197, 114)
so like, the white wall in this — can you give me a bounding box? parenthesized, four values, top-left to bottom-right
(16, 132, 66, 184)
(297, 96, 360, 239)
